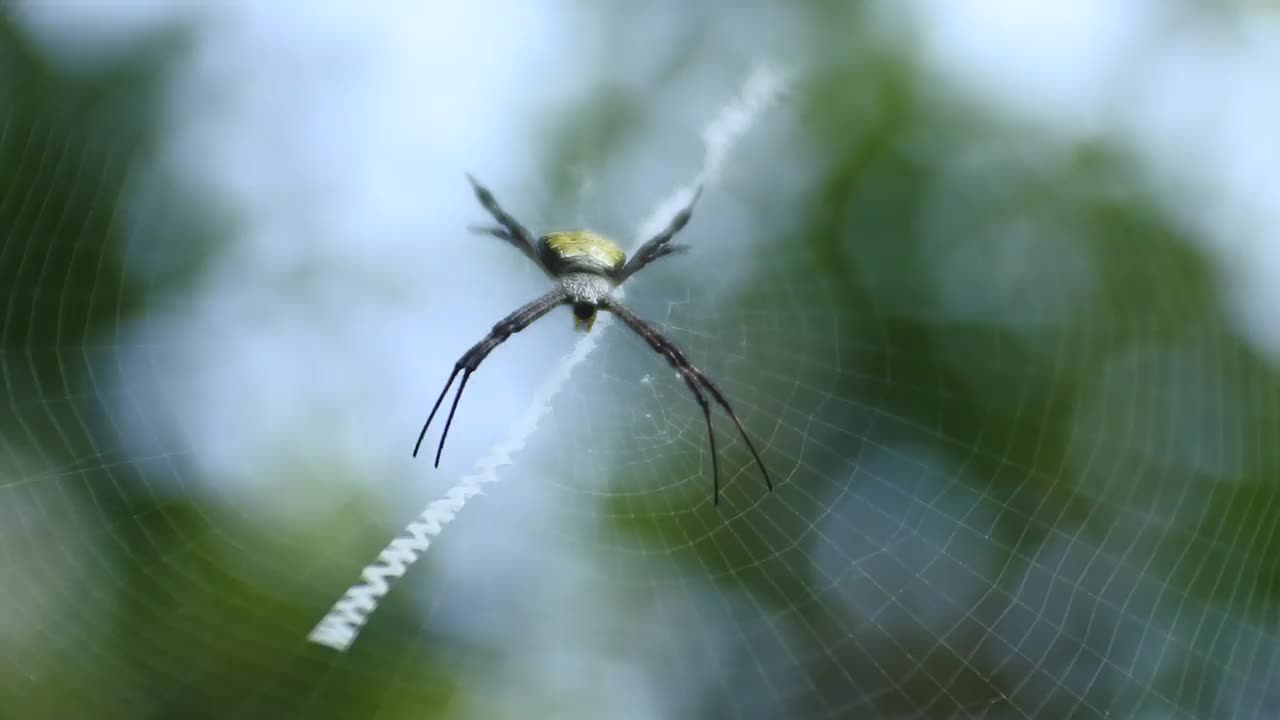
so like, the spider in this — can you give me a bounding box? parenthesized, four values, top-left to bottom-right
(413, 175, 772, 505)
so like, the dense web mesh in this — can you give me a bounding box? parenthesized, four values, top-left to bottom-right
(4, 9, 1280, 720)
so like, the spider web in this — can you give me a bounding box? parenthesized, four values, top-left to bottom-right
(4, 5, 1280, 720)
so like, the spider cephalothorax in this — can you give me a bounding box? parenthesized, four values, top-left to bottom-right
(413, 175, 771, 505)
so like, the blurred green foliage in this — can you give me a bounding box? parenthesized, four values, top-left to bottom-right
(3, 5, 1279, 720)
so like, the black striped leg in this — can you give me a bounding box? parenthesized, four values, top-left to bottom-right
(602, 296, 772, 504)
(465, 174, 549, 274)
(414, 288, 568, 465)
(613, 185, 702, 284)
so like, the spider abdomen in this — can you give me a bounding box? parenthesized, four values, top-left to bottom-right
(539, 231, 625, 276)
(560, 272, 612, 305)
(560, 272, 612, 332)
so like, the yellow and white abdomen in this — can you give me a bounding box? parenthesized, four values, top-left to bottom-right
(538, 231, 626, 276)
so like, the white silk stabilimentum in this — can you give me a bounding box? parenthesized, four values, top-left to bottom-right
(308, 62, 789, 652)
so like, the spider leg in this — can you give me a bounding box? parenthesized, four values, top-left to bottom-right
(435, 371, 471, 467)
(414, 288, 568, 465)
(466, 224, 552, 278)
(467, 224, 510, 241)
(614, 185, 703, 284)
(601, 297, 771, 503)
(413, 364, 461, 458)
(687, 371, 773, 495)
(674, 366, 720, 504)
(465, 175, 552, 276)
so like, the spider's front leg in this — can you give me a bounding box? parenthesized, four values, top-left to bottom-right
(614, 185, 703, 284)
(465, 174, 553, 277)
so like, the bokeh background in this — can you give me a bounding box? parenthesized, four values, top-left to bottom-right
(3, 2, 1279, 718)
